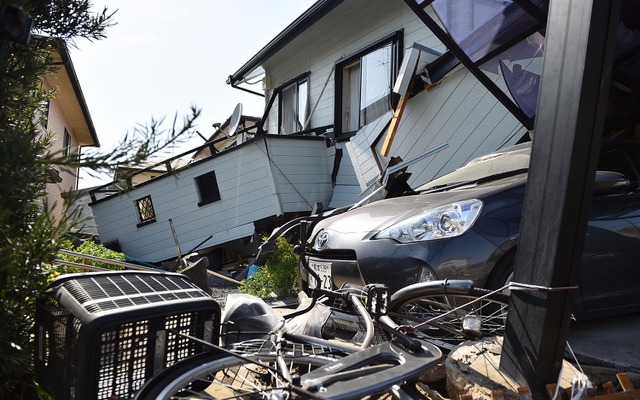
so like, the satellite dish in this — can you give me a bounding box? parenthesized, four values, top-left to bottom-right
(227, 103, 243, 137)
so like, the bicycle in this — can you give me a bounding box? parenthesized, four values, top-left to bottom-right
(133, 221, 509, 399)
(134, 282, 444, 399)
(388, 279, 509, 351)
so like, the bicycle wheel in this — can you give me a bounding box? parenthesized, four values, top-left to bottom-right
(134, 340, 341, 400)
(388, 286, 509, 349)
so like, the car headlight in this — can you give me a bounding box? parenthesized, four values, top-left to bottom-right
(375, 199, 483, 243)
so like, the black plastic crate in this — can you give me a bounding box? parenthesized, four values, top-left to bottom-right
(34, 270, 221, 400)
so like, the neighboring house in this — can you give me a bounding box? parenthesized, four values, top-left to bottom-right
(41, 38, 100, 232)
(62, 187, 100, 240)
(114, 158, 191, 186)
(88, 0, 544, 267)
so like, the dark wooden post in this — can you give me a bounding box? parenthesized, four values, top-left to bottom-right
(499, 0, 620, 396)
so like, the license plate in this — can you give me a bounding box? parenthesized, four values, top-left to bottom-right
(308, 260, 332, 290)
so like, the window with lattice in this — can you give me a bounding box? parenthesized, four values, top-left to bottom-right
(135, 195, 156, 226)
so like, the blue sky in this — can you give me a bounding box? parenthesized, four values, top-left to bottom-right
(71, 0, 316, 188)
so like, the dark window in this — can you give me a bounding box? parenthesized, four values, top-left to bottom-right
(278, 75, 309, 134)
(63, 128, 71, 157)
(335, 32, 402, 135)
(195, 171, 221, 206)
(135, 195, 156, 226)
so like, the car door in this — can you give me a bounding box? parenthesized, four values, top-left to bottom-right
(579, 144, 640, 312)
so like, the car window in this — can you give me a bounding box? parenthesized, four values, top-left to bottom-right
(597, 148, 640, 191)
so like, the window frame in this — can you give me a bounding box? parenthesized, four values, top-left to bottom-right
(195, 170, 222, 206)
(334, 31, 403, 138)
(277, 72, 310, 134)
(40, 100, 49, 130)
(135, 195, 156, 227)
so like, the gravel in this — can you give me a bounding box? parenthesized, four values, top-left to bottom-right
(209, 285, 240, 308)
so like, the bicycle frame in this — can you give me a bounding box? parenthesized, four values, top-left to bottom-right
(261, 294, 443, 398)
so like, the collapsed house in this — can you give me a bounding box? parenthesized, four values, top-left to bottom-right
(88, 0, 541, 270)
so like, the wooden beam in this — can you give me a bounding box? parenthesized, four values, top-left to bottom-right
(380, 45, 421, 157)
(380, 93, 409, 157)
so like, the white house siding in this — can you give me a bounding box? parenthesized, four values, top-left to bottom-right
(252, 0, 440, 208)
(261, 136, 334, 212)
(328, 147, 361, 209)
(90, 136, 334, 263)
(91, 141, 280, 263)
(261, 0, 438, 135)
(376, 67, 527, 187)
(253, 0, 527, 205)
(343, 112, 393, 188)
(43, 95, 80, 223)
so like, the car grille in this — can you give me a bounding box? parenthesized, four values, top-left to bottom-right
(305, 248, 357, 261)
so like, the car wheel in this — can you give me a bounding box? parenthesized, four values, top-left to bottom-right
(486, 250, 515, 295)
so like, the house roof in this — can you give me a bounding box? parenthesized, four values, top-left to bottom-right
(226, 0, 343, 87)
(48, 38, 100, 147)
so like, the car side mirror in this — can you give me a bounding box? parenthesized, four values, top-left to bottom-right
(593, 170, 630, 196)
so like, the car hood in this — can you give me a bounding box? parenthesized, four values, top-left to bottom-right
(313, 176, 526, 236)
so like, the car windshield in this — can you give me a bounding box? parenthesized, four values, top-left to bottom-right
(415, 142, 532, 192)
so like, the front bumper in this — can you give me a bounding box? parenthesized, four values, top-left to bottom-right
(300, 229, 500, 294)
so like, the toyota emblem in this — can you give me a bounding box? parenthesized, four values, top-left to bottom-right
(314, 231, 330, 250)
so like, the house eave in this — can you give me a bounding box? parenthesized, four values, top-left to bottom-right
(226, 0, 343, 87)
(48, 38, 100, 147)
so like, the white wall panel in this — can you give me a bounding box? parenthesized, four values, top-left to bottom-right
(91, 136, 335, 262)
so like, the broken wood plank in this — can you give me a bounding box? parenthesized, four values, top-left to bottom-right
(380, 93, 409, 157)
(517, 386, 534, 400)
(584, 372, 640, 399)
(490, 390, 504, 400)
(617, 373, 634, 392)
(546, 383, 572, 399)
(603, 380, 618, 394)
(455, 372, 638, 400)
(546, 383, 558, 399)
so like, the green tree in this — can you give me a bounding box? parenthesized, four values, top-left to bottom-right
(0, 2, 199, 397)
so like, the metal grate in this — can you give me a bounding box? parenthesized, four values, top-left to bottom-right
(34, 271, 221, 400)
(63, 273, 208, 314)
(97, 320, 151, 399)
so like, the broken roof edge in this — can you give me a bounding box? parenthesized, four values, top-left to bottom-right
(226, 0, 344, 87)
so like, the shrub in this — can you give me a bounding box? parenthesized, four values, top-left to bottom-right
(54, 240, 126, 277)
(240, 237, 298, 299)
